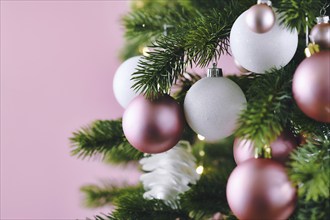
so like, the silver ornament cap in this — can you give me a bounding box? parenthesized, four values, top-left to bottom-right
(207, 63, 223, 77)
(257, 0, 272, 6)
(316, 15, 329, 24)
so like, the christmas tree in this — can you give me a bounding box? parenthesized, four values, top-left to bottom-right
(70, 0, 330, 219)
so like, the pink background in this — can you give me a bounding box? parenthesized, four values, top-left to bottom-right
(0, 1, 141, 219)
(0, 1, 239, 219)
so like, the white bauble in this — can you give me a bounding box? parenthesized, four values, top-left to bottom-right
(230, 10, 298, 73)
(113, 56, 141, 108)
(184, 77, 246, 142)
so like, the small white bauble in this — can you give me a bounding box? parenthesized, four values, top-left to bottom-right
(230, 10, 298, 73)
(113, 56, 141, 108)
(184, 77, 246, 142)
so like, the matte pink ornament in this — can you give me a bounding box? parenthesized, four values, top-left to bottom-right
(226, 159, 297, 220)
(310, 17, 330, 49)
(293, 51, 330, 123)
(122, 94, 184, 154)
(233, 130, 298, 164)
(246, 3, 275, 33)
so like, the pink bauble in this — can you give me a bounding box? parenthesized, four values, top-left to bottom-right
(271, 131, 298, 163)
(310, 21, 330, 49)
(233, 130, 297, 164)
(233, 138, 254, 164)
(246, 3, 275, 33)
(226, 159, 297, 220)
(122, 94, 184, 154)
(293, 51, 330, 122)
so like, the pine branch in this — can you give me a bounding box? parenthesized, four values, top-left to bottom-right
(108, 191, 191, 220)
(70, 120, 143, 163)
(131, 36, 186, 98)
(290, 197, 330, 220)
(123, 6, 191, 45)
(130, 1, 254, 99)
(291, 104, 330, 138)
(180, 172, 233, 219)
(289, 135, 330, 201)
(81, 184, 141, 208)
(276, 0, 326, 33)
(172, 72, 201, 105)
(235, 65, 295, 149)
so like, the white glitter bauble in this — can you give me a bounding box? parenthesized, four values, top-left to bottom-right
(230, 10, 298, 73)
(184, 77, 246, 142)
(113, 56, 141, 108)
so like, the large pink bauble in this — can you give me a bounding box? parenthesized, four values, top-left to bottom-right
(293, 51, 330, 123)
(122, 95, 184, 154)
(233, 130, 297, 164)
(227, 159, 297, 220)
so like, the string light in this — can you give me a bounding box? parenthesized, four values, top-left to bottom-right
(197, 134, 205, 140)
(196, 165, 204, 174)
(142, 47, 150, 56)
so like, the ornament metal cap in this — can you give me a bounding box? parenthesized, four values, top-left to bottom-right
(257, 0, 272, 6)
(316, 15, 329, 24)
(304, 43, 320, 57)
(207, 63, 223, 77)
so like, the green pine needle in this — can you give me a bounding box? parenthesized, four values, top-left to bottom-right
(81, 184, 142, 208)
(235, 65, 295, 149)
(70, 120, 143, 163)
(289, 135, 330, 201)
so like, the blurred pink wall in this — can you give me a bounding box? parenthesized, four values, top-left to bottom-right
(0, 1, 241, 219)
(0, 1, 141, 219)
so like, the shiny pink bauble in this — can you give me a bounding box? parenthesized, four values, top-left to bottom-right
(310, 22, 330, 49)
(233, 130, 297, 164)
(293, 51, 330, 123)
(122, 94, 184, 154)
(246, 4, 275, 33)
(226, 159, 297, 220)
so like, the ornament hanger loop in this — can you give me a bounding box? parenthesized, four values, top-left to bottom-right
(320, 2, 329, 16)
(163, 24, 174, 36)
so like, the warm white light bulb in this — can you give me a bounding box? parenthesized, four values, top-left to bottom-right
(196, 165, 204, 174)
(197, 134, 205, 140)
(142, 47, 150, 56)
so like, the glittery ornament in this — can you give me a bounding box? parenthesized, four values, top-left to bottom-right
(184, 65, 246, 142)
(113, 56, 141, 108)
(230, 9, 298, 73)
(123, 94, 184, 153)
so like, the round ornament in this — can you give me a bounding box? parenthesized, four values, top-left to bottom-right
(233, 130, 297, 164)
(292, 50, 330, 123)
(230, 10, 298, 73)
(113, 56, 141, 108)
(246, 2, 275, 33)
(310, 16, 330, 49)
(122, 94, 184, 154)
(184, 67, 246, 142)
(227, 159, 297, 220)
